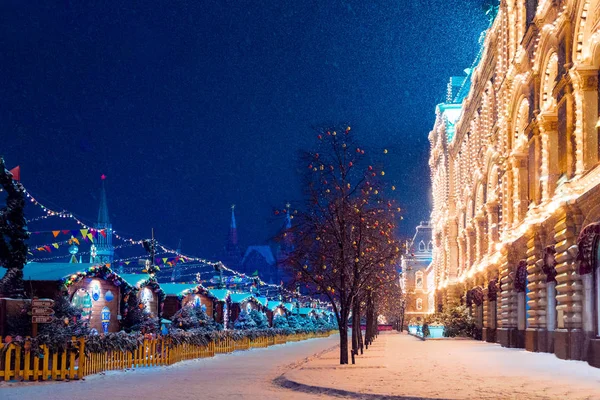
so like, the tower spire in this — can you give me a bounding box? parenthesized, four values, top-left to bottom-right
(98, 174, 109, 225)
(94, 174, 114, 264)
(223, 204, 241, 270)
(228, 204, 238, 245)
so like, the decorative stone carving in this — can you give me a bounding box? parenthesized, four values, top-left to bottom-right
(488, 279, 498, 301)
(472, 286, 484, 306)
(576, 222, 600, 275)
(541, 245, 557, 283)
(514, 260, 528, 293)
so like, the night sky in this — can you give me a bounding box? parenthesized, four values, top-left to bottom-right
(1, 1, 488, 260)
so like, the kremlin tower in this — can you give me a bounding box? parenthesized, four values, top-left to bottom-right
(92, 174, 114, 264)
(222, 205, 241, 270)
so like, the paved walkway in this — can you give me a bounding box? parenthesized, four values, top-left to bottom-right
(3, 332, 600, 399)
(282, 332, 600, 399)
(0, 335, 340, 400)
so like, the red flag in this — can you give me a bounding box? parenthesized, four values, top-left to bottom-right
(100, 229, 107, 238)
(9, 166, 20, 181)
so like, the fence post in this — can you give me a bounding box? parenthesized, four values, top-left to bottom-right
(78, 337, 86, 378)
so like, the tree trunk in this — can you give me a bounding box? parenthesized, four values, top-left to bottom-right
(351, 301, 360, 363)
(358, 318, 364, 354)
(339, 317, 349, 364)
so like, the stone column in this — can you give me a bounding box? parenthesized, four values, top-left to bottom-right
(486, 201, 500, 253)
(474, 215, 487, 263)
(497, 247, 511, 346)
(553, 204, 584, 360)
(525, 231, 546, 352)
(538, 112, 558, 200)
(457, 235, 466, 277)
(465, 225, 476, 271)
(512, 154, 528, 224)
(447, 220, 459, 280)
(573, 67, 599, 172)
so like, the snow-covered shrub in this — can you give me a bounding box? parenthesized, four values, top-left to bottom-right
(437, 305, 476, 338)
(248, 309, 269, 329)
(171, 304, 220, 331)
(233, 310, 257, 330)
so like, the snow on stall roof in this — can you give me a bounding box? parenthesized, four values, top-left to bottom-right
(160, 283, 198, 296)
(283, 302, 295, 311)
(208, 288, 230, 301)
(256, 296, 268, 307)
(268, 302, 284, 311)
(23, 262, 98, 281)
(229, 292, 253, 304)
(118, 273, 150, 287)
(298, 307, 315, 316)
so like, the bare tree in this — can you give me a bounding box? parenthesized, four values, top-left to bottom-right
(281, 126, 402, 364)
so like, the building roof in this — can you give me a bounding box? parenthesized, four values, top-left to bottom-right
(241, 245, 275, 265)
(118, 274, 151, 288)
(208, 288, 230, 302)
(23, 262, 98, 281)
(229, 292, 253, 304)
(256, 296, 268, 307)
(268, 302, 284, 312)
(160, 283, 198, 296)
(283, 302, 295, 312)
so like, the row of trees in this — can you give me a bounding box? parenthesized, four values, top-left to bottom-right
(280, 126, 403, 364)
(169, 304, 336, 334)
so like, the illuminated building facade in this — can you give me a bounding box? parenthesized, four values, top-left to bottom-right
(429, 0, 600, 367)
(400, 221, 435, 325)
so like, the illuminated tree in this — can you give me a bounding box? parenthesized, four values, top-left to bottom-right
(0, 157, 29, 298)
(281, 126, 402, 364)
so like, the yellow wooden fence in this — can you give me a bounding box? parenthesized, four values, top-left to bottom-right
(0, 331, 335, 382)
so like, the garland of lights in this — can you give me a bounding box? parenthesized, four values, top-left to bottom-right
(22, 184, 331, 309)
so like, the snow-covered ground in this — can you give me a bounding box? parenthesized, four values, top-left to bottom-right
(3, 332, 599, 399)
(284, 332, 600, 399)
(0, 336, 340, 400)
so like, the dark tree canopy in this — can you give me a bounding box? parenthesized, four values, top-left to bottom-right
(0, 157, 29, 297)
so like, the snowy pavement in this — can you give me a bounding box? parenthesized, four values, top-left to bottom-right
(3, 333, 600, 400)
(283, 332, 600, 399)
(0, 335, 340, 400)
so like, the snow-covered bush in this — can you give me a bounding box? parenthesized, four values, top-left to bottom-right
(171, 304, 220, 331)
(434, 305, 476, 338)
(233, 310, 257, 330)
(272, 314, 289, 329)
(249, 309, 269, 329)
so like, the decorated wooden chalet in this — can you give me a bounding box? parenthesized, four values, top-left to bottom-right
(119, 274, 165, 319)
(207, 289, 231, 327)
(228, 292, 267, 325)
(22, 262, 135, 334)
(160, 283, 217, 321)
(267, 301, 289, 326)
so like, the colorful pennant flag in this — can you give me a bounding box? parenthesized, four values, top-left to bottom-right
(52, 231, 60, 238)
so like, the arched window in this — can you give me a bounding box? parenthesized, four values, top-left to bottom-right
(71, 288, 92, 322)
(419, 241, 426, 252)
(416, 298, 423, 311)
(416, 271, 424, 289)
(541, 53, 558, 112)
(428, 241, 433, 251)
